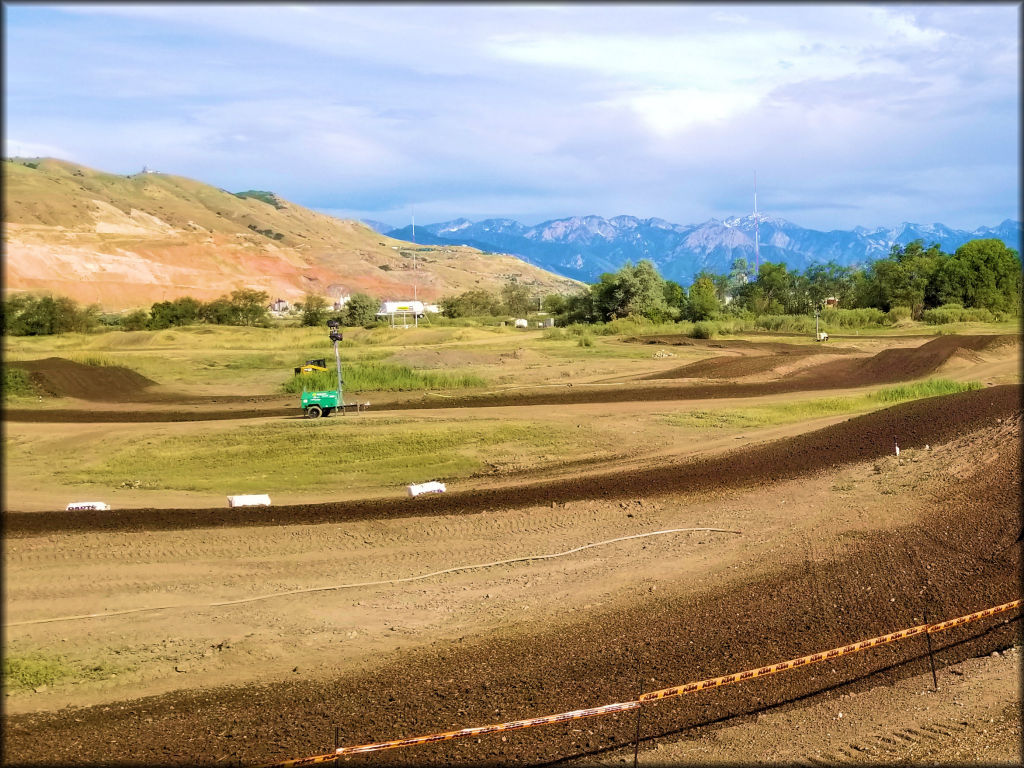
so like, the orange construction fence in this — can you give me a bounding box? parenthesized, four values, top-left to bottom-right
(262, 598, 1021, 767)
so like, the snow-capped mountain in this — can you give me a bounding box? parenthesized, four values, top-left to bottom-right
(368, 215, 1022, 285)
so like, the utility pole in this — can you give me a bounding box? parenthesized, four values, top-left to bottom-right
(327, 319, 344, 407)
(753, 171, 760, 277)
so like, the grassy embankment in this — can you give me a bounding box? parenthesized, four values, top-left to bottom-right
(46, 418, 600, 495)
(663, 379, 984, 431)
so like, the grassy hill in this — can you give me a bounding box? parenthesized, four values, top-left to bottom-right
(3, 157, 581, 310)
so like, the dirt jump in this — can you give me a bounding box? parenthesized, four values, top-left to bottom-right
(3, 334, 1019, 423)
(6, 357, 160, 401)
(4, 407, 1020, 766)
(3, 334, 1020, 767)
(6, 384, 1020, 535)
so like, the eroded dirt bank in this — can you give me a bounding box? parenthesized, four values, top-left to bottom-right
(4, 424, 1019, 766)
(7, 384, 1018, 533)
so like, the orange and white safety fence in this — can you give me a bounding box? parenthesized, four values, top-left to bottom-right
(262, 598, 1021, 767)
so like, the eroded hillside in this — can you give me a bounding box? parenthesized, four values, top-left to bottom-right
(3, 157, 580, 310)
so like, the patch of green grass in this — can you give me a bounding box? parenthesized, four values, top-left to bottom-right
(56, 418, 586, 494)
(281, 361, 486, 393)
(3, 653, 125, 691)
(3, 367, 41, 399)
(872, 378, 983, 402)
(65, 354, 119, 367)
(3, 654, 72, 690)
(664, 379, 983, 431)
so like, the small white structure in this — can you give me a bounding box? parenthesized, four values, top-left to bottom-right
(377, 300, 440, 327)
(407, 481, 446, 497)
(268, 298, 290, 314)
(227, 494, 272, 507)
(514, 318, 529, 328)
(66, 501, 111, 511)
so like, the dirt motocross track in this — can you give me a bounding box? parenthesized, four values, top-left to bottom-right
(3, 334, 1018, 422)
(3, 333, 1021, 767)
(4, 401, 1021, 766)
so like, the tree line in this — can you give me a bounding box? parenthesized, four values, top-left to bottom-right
(1, 289, 381, 336)
(542, 237, 1020, 325)
(3, 237, 1018, 336)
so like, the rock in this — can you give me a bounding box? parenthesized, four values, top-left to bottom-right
(33, 685, 47, 693)
(175, 664, 190, 673)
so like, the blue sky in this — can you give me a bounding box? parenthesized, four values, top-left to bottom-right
(4, 3, 1019, 231)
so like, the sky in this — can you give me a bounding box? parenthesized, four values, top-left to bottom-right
(3, 3, 1020, 231)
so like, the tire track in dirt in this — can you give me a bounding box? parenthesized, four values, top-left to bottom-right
(6, 384, 1019, 535)
(4, 334, 1017, 423)
(4, 427, 1019, 767)
(643, 334, 1017, 385)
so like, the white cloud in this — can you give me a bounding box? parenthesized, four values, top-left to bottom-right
(4, 139, 77, 160)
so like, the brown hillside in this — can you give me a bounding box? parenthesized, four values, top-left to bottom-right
(2, 157, 581, 310)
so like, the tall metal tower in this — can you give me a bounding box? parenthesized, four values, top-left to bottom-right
(753, 171, 760, 277)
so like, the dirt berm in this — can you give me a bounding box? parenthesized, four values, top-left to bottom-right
(3, 413, 1020, 766)
(4, 335, 1017, 422)
(6, 385, 1020, 537)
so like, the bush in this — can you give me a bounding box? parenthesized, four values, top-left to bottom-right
(3, 367, 41, 399)
(690, 322, 714, 339)
(920, 304, 996, 325)
(885, 305, 912, 324)
(754, 314, 816, 334)
(820, 307, 887, 328)
(577, 333, 594, 347)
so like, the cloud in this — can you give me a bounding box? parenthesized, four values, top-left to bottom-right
(3, 4, 1018, 232)
(4, 139, 78, 160)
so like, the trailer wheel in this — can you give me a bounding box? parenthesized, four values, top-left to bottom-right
(322, 407, 334, 417)
(305, 405, 322, 419)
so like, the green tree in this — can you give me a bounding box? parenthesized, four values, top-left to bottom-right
(591, 260, 671, 322)
(440, 289, 501, 318)
(342, 292, 379, 326)
(301, 294, 330, 327)
(663, 280, 688, 316)
(200, 297, 238, 325)
(2, 294, 99, 335)
(229, 289, 270, 326)
(121, 309, 149, 331)
(687, 274, 720, 321)
(501, 281, 534, 316)
(148, 297, 201, 329)
(944, 239, 1021, 312)
(541, 293, 567, 316)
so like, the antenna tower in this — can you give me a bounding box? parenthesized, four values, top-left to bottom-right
(753, 172, 760, 277)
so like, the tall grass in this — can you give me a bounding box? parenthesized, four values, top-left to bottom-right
(872, 378, 983, 402)
(281, 361, 487, 393)
(920, 304, 999, 325)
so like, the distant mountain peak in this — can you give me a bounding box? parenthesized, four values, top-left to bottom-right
(385, 213, 1020, 286)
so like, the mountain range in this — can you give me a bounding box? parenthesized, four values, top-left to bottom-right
(378, 215, 1022, 285)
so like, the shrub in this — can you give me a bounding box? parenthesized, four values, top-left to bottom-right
(3, 367, 40, 399)
(920, 304, 996, 325)
(690, 322, 714, 339)
(281, 361, 486, 393)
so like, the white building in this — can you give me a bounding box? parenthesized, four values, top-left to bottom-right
(376, 300, 439, 318)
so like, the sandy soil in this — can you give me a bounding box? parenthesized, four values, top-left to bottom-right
(2, 334, 1021, 766)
